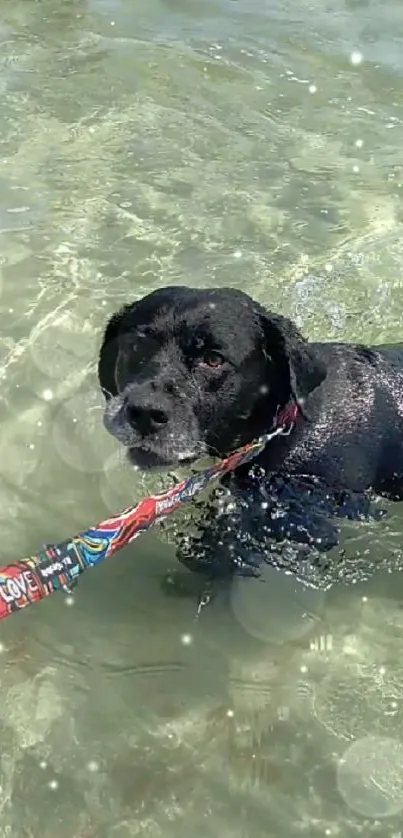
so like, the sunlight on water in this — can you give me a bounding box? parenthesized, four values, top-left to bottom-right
(1, 0, 403, 836)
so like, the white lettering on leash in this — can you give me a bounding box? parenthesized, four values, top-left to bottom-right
(155, 478, 207, 517)
(0, 570, 39, 604)
(39, 556, 73, 579)
(155, 496, 177, 516)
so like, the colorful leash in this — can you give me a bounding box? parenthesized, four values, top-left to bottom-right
(0, 404, 298, 622)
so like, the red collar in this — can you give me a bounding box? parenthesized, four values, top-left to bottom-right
(275, 400, 299, 434)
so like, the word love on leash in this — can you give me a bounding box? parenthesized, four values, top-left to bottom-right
(0, 569, 39, 604)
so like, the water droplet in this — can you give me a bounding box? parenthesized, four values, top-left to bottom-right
(87, 760, 99, 773)
(181, 633, 193, 646)
(350, 50, 363, 66)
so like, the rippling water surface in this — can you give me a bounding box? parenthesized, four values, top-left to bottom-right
(1, 0, 403, 835)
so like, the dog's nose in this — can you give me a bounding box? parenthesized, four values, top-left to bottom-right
(125, 397, 168, 435)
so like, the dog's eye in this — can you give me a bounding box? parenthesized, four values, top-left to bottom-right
(201, 351, 225, 368)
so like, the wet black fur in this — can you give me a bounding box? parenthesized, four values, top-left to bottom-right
(98, 286, 403, 588)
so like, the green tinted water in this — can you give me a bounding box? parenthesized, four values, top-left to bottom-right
(1, 0, 403, 835)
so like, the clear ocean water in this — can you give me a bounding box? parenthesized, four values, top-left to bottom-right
(1, 0, 403, 835)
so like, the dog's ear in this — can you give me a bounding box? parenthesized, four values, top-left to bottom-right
(258, 310, 327, 406)
(98, 304, 134, 400)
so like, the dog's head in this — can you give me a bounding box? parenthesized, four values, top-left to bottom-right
(98, 286, 326, 468)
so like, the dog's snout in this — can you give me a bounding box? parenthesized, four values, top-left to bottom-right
(125, 397, 168, 435)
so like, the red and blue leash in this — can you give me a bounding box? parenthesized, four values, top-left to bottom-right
(0, 404, 298, 622)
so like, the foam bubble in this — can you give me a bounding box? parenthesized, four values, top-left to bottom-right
(337, 736, 403, 817)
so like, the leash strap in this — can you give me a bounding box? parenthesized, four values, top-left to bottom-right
(0, 402, 298, 622)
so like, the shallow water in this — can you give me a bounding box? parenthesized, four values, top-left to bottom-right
(1, 0, 403, 835)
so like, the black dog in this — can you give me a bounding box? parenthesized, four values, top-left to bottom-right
(98, 285, 403, 589)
